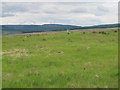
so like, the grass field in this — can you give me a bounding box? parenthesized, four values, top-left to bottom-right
(2, 29, 118, 88)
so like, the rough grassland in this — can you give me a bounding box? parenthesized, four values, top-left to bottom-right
(2, 30, 118, 88)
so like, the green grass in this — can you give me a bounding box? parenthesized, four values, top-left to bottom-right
(2, 30, 118, 88)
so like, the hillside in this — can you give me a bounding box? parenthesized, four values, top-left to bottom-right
(2, 24, 80, 32)
(1, 23, 119, 36)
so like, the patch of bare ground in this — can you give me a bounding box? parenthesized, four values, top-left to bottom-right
(0, 51, 14, 55)
(1, 49, 32, 57)
(9, 49, 31, 58)
(3, 73, 12, 80)
(46, 50, 64, 57)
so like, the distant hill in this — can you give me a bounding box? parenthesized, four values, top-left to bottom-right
(2, 24, 80, 32)
(1, 23, 119, 36)
(80, 23, 118, 29)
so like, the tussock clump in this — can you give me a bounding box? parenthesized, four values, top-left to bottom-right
(93, 86, 100, 88)
(95, 74, 100, 78)
(99, 31, 109, 35)
(99, 31, 104, 34)
(35, 45, 45, 49)
(83, 32, 86, 34)
(106, 32, 109, 34)
(67, 83, 79, 88)
(24, 35, 31, 38)
(114, 30, 117, 32)
(47, 78, 52, 82)
(50, 50, 64, 54)
(67, 32, 70, 35)
(27, 70, 40, 76)
(42, 38, 47, 41)
(87, 46, 90, 49)
(92, 31, 97, 34)
(68, 39, 73, 42)
(76, 49, 80, 51)
(58, 72, 65, 77)
(56, 51, 64, 54)
(104, 85, 108, 88)
(18, 74, 25, 78)
(83, 67, 86, 70)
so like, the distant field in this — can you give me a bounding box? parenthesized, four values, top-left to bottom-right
(2, 27, 118, 36)
(2, 29, 118, 88)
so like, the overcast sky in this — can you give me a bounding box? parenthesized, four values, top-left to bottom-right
(0, 1, 119, 26)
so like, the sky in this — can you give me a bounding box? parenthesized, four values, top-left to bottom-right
(0, 0, 119, 26)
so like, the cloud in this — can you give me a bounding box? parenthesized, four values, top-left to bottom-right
(2, 13, 15, 17)
(1, 0, 119, 2)
(70, 8, 88, 13)
(2, 3, 29, 13)
(92, 5, 110, 16)
(2, 2, 42, 16)
(1, 2, 118, 26)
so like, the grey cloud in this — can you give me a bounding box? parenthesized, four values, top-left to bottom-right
(2, 3, 29, 13)
(88, 18, 102, 24)
(44, 11, 57, 14)
(31, 10, 58, 14)
(69, 4, 110, 16)
(74, 18, 102, 26)
(70, 8, 88, 13)
(92, 5, 109, 16)
(94, 6, 109, 16)
(2, 13, 15, 17)
(2, 2, 42, 17)
(97, 6, 109, 12)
